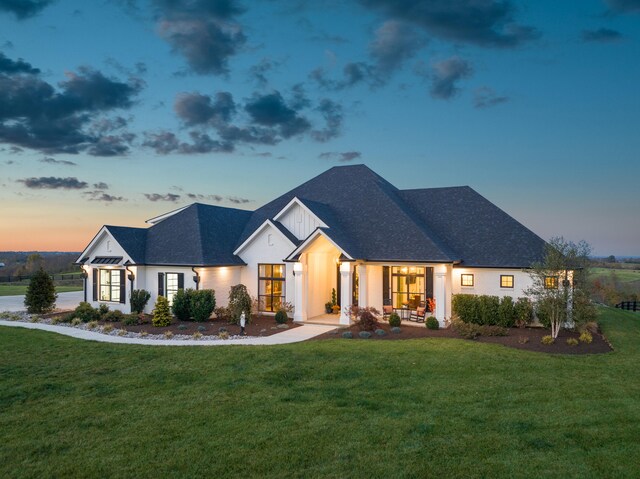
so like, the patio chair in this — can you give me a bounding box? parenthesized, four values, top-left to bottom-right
(382, 299, 393, 319)
(409, 306, 426, 322)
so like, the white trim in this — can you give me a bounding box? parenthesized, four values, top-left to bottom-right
(233, 219, 297, 255)
(285, 228, 353, 262)
(272, 197, 328, 227)
(145, 205, 190, 224)
(76, 226, 133, 265)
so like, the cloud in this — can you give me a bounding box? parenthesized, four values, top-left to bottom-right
(152, 0, 247, 75)
(142, 130, 233, 154)
(249, 58, 281, 87)
(0, 52, 40, 74)
(358, 0, 540, 48)
(187, 193, 223, 202)
(227, 196, 250, 204)
(93, 182, 109, 190)
(581, 28, 624, 42)
(39, 157, 77, 166)
(245, 91, 311, 138)
(604, 0, 640, 13)
(18, 176, 88, 189)
(174, 91, 235, 126)
(84, 191, 126, 202)
(473, 86, 509, 108)
(0, 58, 143, 155)
(0, 0, 55, 19)
(144, 192, 181, 202)
(311, 99, 343, 142)
(428, 56, 473, 99)
(319, 151, 362, 162)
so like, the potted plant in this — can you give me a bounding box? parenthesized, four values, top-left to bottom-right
(325, 301, 333, 314)
(332, 304, 341, 314)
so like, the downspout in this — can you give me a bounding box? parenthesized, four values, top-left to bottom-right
(81, 267, 88, 303)
(192, 267, 200, 290)
(125, 264, 135, 299)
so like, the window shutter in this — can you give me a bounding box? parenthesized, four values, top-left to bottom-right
(426, 267, 434, 299)
(93, 269, 98, 301)
(382, 266, 390, 303)
(119, 269, 126, 304)
(177, 273, 184, 290)
(158, 273, 164, 297)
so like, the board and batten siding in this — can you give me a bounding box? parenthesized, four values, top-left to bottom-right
(277, 203, 325, 240)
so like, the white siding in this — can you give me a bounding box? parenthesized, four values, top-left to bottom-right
(452, 268, 533, 300)
(237, 224, 295, 309)
(277, 203, 325, 240)
(367, 265, 383, 312)
(200, 266, 242, 307)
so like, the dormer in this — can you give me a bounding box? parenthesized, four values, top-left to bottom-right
(273, 197, 328, 240)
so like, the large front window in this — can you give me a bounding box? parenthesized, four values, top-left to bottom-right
(391, 266, 425, 309)
(165, 273, 179, 304)
(99, 269, 121, 302)
(258, 264, 286, 312)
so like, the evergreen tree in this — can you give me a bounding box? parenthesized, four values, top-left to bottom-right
(24, 267, 57, 313)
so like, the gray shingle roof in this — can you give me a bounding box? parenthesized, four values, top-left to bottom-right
(99, 165, 546, 268)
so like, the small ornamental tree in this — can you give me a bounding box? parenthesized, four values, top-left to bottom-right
(24, 267, 57, 313)
(526, 237, 594, 339)
(152, 296, 172, 327)
(172, 289, 193, 321)
(228, 284, 252, 324)
(349, 305, 381, 331)
(130, 289, 151, 314)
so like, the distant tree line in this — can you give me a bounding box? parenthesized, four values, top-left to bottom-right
(0, 252, 80, 277)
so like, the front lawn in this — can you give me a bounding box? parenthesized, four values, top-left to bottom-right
(1, 308, 639, 478)
(0, 284, 82, 297)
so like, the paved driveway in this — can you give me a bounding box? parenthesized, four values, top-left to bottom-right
(0, 291, 83, 312)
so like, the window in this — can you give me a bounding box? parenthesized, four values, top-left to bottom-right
(99, 269, 121, 302)
(165, 273, 179, 304)
(461, 274, 474, 287)
(500, 275, 514, 288)
(258, 264, 286, 312)
(391, 266, 425, 309)
(544, 276, 558, 289)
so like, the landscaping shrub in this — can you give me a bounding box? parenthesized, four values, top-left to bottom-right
(342, 331, 353, 339)
(514, 297, 533, 327)
(518, 336, 530, 344)
(452, 294, 478, 324)
(426, 316, 439, 330)
(122, 314, 140, 326)
(172, 289, 193, 321)
(480, 325, 508, 336)
(152, 296, 172, 327)
(498, 296, 515, 328)
(228, 284, 252, 324)
(218, 331, 230, 340)
(275, 309, 288, 324)
(98, 304, 109, 318)
(214, 306, 232, 322)
(348, 306, 381, 331)
(478, 295, 500, 325)
(391, 326, 401, 334)
(24, 268, 57, 314)
(130, 289, 151, 314)
(452, 319, 481, 339)
(218, 326, 228, 334)
(61, 313, 75, 323)
(190, 289, 216, 322)
(71, 318, 82, 326)
(579, 331, 593, 344)
(87, 320, 98, 330)
(164, 331, 174, 339)
(359, 331, 372, 339)
(117, 329, 127, 336)
(388, 312, 401, 327)
(566, 338, 579, 346)
(192, 332, 203, 340)
(104, 309, 125, 322)
(178, 324, 188, 330)
(74, 302, 100, 323)
(102, 324, 114, 333)
(375, 328, 386, 336)
(541, 335, 555, 345)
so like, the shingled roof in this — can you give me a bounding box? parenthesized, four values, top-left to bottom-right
(95, 165, 546, 268)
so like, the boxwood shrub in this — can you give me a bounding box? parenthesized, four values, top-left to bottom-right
(453, 294, 528, 327)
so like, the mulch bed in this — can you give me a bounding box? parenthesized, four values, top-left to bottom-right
(311, 322, 613, 355)
(42, 311, 299, 337)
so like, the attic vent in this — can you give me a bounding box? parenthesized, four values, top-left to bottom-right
(267, 234, 274, 246)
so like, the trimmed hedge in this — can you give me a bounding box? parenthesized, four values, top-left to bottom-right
(453, 294, 531, 327)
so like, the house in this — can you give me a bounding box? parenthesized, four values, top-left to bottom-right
(76, 165, 547, 326)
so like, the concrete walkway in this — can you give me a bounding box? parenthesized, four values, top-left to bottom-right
(0, 320, 337, 346)
(0, 291, 83, 312)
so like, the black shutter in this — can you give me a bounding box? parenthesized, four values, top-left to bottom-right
(177, 273, 184, 290)
(93, 268, 98, 301)
(119, 269, 126, 304)
(426, 267, 434, 299)
(158, 273, 164, 297)
(382, 266, 390, 304)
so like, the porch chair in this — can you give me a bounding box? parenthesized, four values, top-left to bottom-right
(409, 306, 427, 322)
(382, 299, 393, 319)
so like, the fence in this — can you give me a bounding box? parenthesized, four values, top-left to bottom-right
(0, 273, 84, 284)
(616, 301, 639, 312)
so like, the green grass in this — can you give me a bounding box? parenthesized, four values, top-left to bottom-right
(0, 284, 82, 296)
(1, 308, 639, 478)
(591, 267, 640, 284)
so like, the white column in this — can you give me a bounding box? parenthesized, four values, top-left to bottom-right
(435, 270, 447, 327)
(357, 264, 367, 309)
(293, 262, 307, 322)
(339, 262, 352, 325)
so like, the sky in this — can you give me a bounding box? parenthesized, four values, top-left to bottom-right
(0, 0, 638, 256)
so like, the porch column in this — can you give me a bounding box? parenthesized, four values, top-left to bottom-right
(293, 262, 307, 322)
(357, 264, 367, 309)
(435, 269, 447, 327)
(339, 262, 352, 325)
